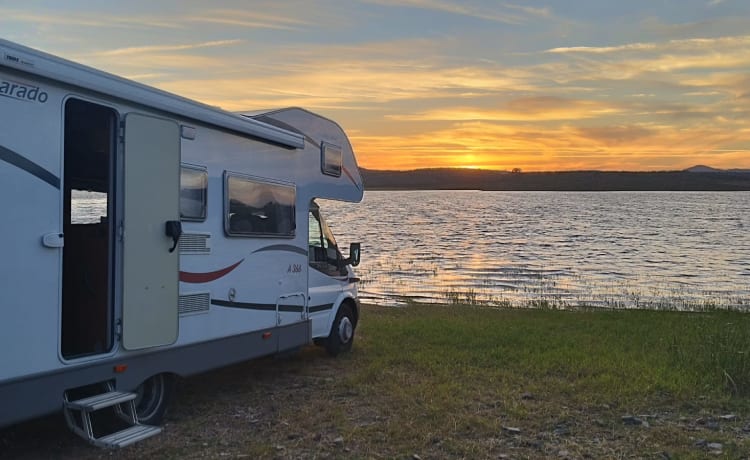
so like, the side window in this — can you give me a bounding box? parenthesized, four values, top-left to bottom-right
(308, 206, 345, 277)
(309, 211, 326, 249)
(321, 142, 342, 177)
(225, 172, 295, 237)
(180, 165, 207, 221)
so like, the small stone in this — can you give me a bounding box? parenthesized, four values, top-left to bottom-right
(502, 426, 522, 434)
(558, 450, 570, 458)
(743, 424, 750, 433)
(694, 439, 707, 447)
(706, 421, 720, 431)
(707, 442, 722, 451)
(412, 455, 422, 460)
(553, 425, 570, 436)
(521, 392, 534, 400)
(719, 414, 736, 420)
(275, 445, 285, 451)
(622, 415, 644, 426)
(527, 440, 544, 449)
(333, 436, 344, 445)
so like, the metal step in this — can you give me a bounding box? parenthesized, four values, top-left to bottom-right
(65, 391, 136, 411)
(95, 424, 162, 449)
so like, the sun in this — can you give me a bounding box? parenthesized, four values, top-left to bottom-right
(457, 154, 482, 170)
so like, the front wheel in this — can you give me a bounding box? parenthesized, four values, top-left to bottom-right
(325, 304, 356, 356)
(134, 373, 174, 425)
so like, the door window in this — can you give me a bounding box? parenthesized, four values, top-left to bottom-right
(308, 207, 345, 277)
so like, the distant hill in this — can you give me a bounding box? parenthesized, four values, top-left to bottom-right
(361, 168, 750, 191)
(685, 165, 750, 173)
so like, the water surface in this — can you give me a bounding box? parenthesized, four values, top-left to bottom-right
(323, 191, 749, 310)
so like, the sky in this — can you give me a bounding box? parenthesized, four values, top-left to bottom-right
(2, 1, 749, 171)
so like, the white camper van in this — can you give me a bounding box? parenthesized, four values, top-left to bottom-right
(0, 39, 363, 448)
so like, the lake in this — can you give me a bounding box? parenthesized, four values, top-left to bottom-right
(322, 191, 750, 310)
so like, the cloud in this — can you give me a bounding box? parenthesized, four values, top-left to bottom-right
(387, 97, 622, 122)
(90, 40, 245, 57)
(107, 43, 543, 110)
(183, 9, 312, 30)
(574, 125, 655, 146)
(363, 0, 528, 24)
(503, 3, 552, 18)
(0, 8, 181, 29)
(546, 34, 750, 56)
(547, 43, 657, 54)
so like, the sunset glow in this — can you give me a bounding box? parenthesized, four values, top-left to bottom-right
(3, 1, 749, 171)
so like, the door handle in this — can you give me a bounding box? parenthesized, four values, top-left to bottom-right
(165, 220, 182, 253)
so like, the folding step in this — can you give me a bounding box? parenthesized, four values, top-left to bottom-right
(95, 424, 162, 449)
(63, 387, 162, 449)
(65, 391, 136, 411)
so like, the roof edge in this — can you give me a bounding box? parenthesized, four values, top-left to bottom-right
(0, 39, 304, 149)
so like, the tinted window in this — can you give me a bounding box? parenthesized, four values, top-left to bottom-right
(321, 142, 342, 177)
(225, 173, 295, 237)
(180, 165, 207, 221)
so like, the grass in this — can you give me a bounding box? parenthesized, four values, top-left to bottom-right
(2, 304, 749, 459)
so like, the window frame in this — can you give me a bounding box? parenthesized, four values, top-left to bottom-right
(180, 163, 208, 222)
(223, 171, 296, 238)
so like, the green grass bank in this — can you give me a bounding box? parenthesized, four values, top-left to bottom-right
(2, 304, 749, 459)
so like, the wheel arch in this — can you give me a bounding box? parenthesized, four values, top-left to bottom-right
(327, 293, 360, 332)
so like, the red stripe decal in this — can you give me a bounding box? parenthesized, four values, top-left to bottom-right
(179, 259, 244, 283)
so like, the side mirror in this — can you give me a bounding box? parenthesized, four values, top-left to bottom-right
(347, 242, 361, 267)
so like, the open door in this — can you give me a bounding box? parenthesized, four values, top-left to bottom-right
(122, 113, 180, 350)
(61, 99, 117, 359)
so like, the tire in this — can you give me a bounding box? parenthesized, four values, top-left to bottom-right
(326, 303, 356, 356)
(134, 373, 174, 425)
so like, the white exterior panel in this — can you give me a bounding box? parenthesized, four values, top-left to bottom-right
(0, 70, 64, 379)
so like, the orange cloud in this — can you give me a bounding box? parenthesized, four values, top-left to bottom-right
(352, 121, 750, 172)
(387, 97, 622, 122)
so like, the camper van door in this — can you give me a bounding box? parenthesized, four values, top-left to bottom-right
(121, 113, 180, 350)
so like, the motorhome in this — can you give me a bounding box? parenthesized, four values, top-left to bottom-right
(0, 39, 363, 448)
